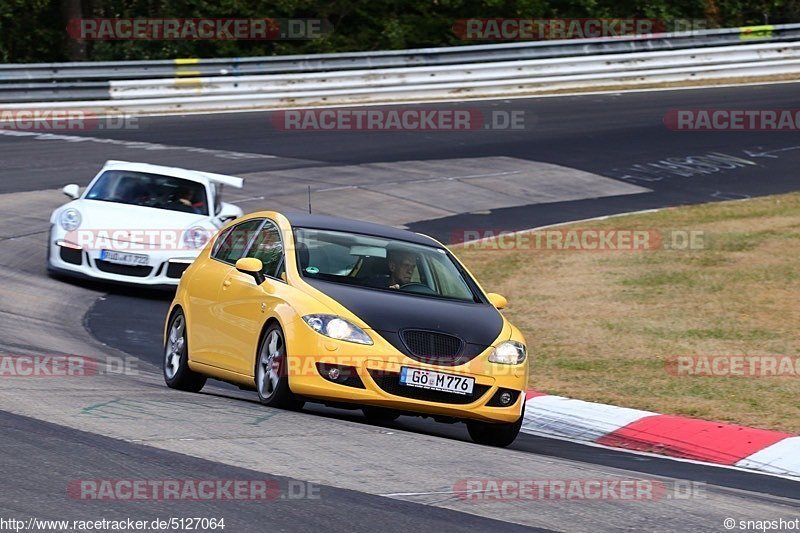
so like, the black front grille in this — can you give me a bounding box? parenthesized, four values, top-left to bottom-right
(368, 369, 489, 405)
(59, 246, 83, 265)
(95, 260, 152, 278)
(166, 262, 190, 279)
(401, 329, 464, 365)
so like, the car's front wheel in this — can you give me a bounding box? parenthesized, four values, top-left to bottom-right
(164, 310, 207, 392)
(466, 405, 524, 448)
(255, 324, 304, 410)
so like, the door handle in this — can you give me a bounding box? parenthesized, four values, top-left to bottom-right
(223, 279, 232, 288)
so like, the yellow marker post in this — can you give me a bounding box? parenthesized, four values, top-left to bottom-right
(174, 58, 201, 79)
(740, 25, 774, 40)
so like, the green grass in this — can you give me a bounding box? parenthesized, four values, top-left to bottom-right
(455, 192, 800, 433)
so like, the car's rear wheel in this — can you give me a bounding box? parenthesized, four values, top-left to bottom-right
(466, 405, 524, 448)
(255, 324, 304, 410)
(164, 310, 207, 392)
(362, 407, 400, 424)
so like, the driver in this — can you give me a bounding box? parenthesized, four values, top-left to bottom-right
(387, 248, 417, 289)
(175, 186, 205, 214)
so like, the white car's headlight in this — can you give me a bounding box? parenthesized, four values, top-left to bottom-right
(59, 208, 82, 231)
(489, 340, 527, 365)
(183, 226, 210, 249)
(302, 314, 373, 345)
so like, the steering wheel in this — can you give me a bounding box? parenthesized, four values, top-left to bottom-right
(399, 282, 436, 295)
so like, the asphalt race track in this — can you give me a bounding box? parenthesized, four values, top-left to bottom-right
(0, 411, 539, 532)
(2, 83, 800, 531)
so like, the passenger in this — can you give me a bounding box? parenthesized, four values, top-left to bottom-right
(120, 180, 150, 205)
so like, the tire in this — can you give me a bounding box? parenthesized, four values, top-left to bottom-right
(255, 324, 304, 410)
(466, 405, 524, 448)
(46, 226, 52, 264)
(362, 407, 400, 424)
(163, 310, 207, 392)
(45, 226, 59, 279)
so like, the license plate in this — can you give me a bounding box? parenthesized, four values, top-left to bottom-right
(399, 367, 474, 395)
(100, 249, 149, 266)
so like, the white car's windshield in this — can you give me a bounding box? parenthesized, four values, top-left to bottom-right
(294, 227, 478, 302)
(85, 170, 209, 215)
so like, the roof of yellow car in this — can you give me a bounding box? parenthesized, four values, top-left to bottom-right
(276, 212, 441, 247)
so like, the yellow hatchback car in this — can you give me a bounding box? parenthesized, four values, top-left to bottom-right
(164, 211, 529, 446)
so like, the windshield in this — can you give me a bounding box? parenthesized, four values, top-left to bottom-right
(294, 227, 478, 302)
(85, 170, 209, 215)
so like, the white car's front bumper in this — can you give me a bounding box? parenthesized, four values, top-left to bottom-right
(47, 229, 199, 289)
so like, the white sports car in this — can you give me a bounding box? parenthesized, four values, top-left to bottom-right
(47, 160, 244, 288)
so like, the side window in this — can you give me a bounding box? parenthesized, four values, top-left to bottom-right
(212, 219, 263, 265)
(246, 220, 284, 279)
(276, 259, 286, 281)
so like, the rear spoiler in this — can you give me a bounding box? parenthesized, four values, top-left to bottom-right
(199, 171, 244, 189)
(101, 160, 245, 189)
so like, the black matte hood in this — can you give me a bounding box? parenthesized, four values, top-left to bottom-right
(305, 279, 504, 362)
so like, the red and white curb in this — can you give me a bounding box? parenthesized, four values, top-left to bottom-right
(522, 391, 800, 479)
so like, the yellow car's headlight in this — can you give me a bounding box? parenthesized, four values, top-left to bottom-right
(489, 340, 526, 364)
(302, 314, 373, 345)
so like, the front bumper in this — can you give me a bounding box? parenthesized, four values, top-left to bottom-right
(47, 234, 198, 288)
(285, 325, 527, 424)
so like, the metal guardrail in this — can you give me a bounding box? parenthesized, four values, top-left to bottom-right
(106, 43, 800, 99)
(1, 24, 799, 109)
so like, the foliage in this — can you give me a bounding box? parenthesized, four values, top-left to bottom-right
(1, 0, 798, 62)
